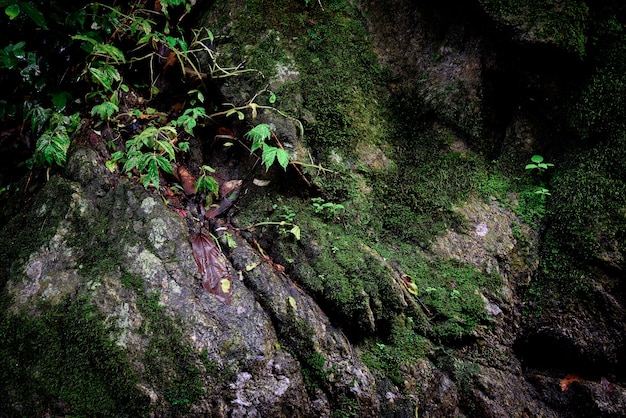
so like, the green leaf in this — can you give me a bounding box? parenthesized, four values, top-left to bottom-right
(195, 174, 219, 195)
(245, 124, 272, 142)
(525, 164, 537, 170)
(105, 159, 118, 172)
(5, 4, 19, 19)
(178, 141, 189, 152)
(289, 225, 301, 240)
(35, 130, 70, 167)
(91, 101, 119, 120)
(50, 91, 72, 111)
(261, 144, 277, 170)
(205, 28, 215, 44)
(155, 154, 173, 174)
(122, 155, 139, 172)
(530, 155, 544, 163)
(19, 1, 47, 29)
(269, 92, 277, 104)
(89, 65, 121, 91)
(155, 139, 175, 161)
(146, 158, 160, 187)
(276, 148, 290, 170)
(110, 151, 124, 161)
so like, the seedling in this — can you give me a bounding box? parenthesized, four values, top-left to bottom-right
(525, 155, 554, 174)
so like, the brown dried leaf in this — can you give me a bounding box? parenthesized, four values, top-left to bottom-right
(192, 233, 232, 305)
(162, 51, 177, 74)
(219, 179, 242, 199)
(177, 164, 197, 195)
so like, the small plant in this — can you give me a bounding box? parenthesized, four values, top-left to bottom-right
(248, 205, 301, 241)
(245, 123, 290, 171)
(194, 165, 219, 196)
(311, 197, 345, 220)
(107, 125, 187, 189)
(525, 155, 554, 174)
(27, 108, 82, 168)
(525, 155, 554, 198)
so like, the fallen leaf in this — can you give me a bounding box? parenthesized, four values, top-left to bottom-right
(245, 261, 259, 271)
(220, 179, 242, 199)
(162, 51, 177, 73)
(177, 164, 197, 195)
(214, 126, 236, 141)
(206, 180, 241, 219)
(191, 233, 232, 305)
(170, 102, 184, 113)
(561, 374, 582, 392)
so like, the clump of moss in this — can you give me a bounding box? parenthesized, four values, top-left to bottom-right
(0, 295, 150, 416)
(360, 315, 425, 386)
(137, 291, 204, 416)
(376, 244, 498, 342)
(369, 92, 487, 247)
(478, 0, 589, 56)
(567, 15, 626, 141)
(531, 142, 626, 303)
(293, 216, 404, 336)
(0, 177, 75, 287)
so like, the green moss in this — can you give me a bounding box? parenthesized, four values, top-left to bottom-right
(568, 16, 626, 140)
(530, 141, 626, 304)
(0, 295, 149, 417)
(136, 291, 204, 416)
(370, 108, 487, 246)
(378, 244, 498, 341)
(478, 0, 589, 55)
(0, 177, 75, 287)
(360, 316, 425, 386)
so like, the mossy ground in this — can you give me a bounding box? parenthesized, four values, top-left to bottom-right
(0, 295, 150, 417)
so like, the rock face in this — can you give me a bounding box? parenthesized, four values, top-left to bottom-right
(0, 146, 379, 417)
(1, 0, 626, 416)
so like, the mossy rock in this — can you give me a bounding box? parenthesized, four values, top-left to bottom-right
(478, 0, 589, 56)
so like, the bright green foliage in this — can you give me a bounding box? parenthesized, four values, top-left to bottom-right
(27, 109, 81, 167)
(174, 107, 208, 135)
(311, 197, 345, 220)
(91, 101, 119, 120)
(108, 126, 183, 189)
(245, 123, 290, 170)
(194, 165, 219, 196)
(525, 155, 554, 174)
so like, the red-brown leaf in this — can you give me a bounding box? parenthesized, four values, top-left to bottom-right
(177, 164, 197, 195)
(162, 51, 178, 74)
(214, 127, 236, 141)
(191, 233, 232, 305)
